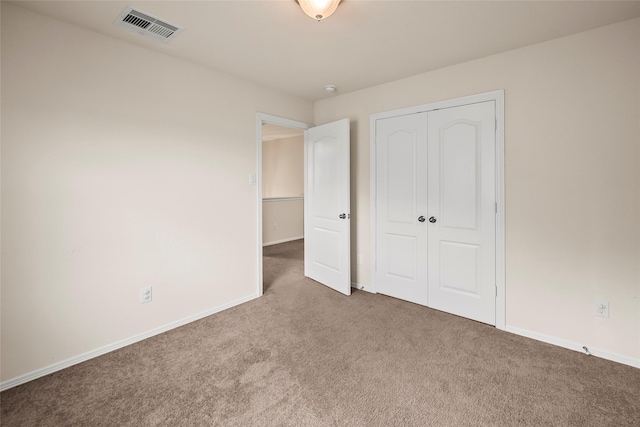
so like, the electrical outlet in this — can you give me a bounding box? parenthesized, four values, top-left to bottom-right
(140, 286, 152, 304)
(357, 254, 362, 265)
(273, 223, 278, 231)
(595, 300, 609, 318)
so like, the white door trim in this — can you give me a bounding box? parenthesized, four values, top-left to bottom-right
(256, 113, 313, 297)
(369, 90, 506, 330)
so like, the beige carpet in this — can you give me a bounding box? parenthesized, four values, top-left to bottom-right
(2, 239, 639, 426)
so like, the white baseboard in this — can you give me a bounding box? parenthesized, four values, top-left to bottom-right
(0, 293, 259, 392)
(263, 236, 304, 247)
(351, 282, 376, 294)
(506, 325, 640, 369)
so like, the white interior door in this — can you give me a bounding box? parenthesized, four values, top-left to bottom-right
(427, 101, 496, 325)
(375, 112, 429, 305)
(373, 100, 497, 325)
(304, 118, 351, 295)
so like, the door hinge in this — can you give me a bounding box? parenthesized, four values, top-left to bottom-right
(495, 202, 498, 214)
(496, 286, 498, 298)
(495, 119, 497, 131)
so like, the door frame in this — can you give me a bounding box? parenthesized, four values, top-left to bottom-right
(256, 113, 313, 297)
(369, 90, 506, 330)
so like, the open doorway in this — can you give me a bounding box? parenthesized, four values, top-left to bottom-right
(256, 114, 312, 296)
(262, 124, 304, 246)
(261, 124, 305, 293)
(256, 114, 352, 297)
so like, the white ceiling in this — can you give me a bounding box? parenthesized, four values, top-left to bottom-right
(10, 0, 640, 101)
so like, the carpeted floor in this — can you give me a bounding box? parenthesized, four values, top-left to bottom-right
(2, 239, 639, 426)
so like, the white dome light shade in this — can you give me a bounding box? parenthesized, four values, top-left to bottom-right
(296, 0, 342, 21)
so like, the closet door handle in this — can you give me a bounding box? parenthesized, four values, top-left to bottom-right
(429, 217, 437, 223)
(418, 216, 426, 223)
(339, 213, 347, 219)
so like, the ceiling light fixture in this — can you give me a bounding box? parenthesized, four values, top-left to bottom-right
(296, 0, 342, 22)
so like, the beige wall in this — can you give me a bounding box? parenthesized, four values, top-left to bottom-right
(262, 135, 304, 198)
(262, 199, 304, 246)
(0, 3, 313, 382)
(262, 135, 304, 245)
(315, 18, 640, 361)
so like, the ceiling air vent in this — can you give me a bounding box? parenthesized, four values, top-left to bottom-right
(115, 6, 183, 44)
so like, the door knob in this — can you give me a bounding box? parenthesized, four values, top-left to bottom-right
(418, 216, 425, 222)
(429, 217, 437, 223)
(339, 213, 346, 219)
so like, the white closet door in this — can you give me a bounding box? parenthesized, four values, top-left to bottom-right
(375, 113, 428, 305)
(304, 119, 351, 295)
(427, 101, 496, 325)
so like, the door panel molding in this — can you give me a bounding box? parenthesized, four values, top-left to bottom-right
(370, 90, 505, 330)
